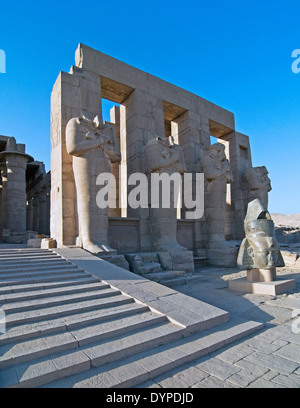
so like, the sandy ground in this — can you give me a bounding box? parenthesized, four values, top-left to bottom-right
(271, 214, 300, 228)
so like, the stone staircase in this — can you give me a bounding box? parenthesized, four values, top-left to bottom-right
(0, 248, 263, 388)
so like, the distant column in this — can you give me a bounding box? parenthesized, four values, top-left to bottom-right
(38, 189, 48, 235)
(26, 197, 34, 231)
(46, 189, 50, 235)
(0, 152, 32, 234)
(0, 163, 7, 233)
(32, 194, 40, 232)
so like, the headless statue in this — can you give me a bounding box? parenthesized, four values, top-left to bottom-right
(145, 135, 187, 252)
(201, 143, 233, 246)
(200, 143, 238, 265)
(66, 115, 121, 254)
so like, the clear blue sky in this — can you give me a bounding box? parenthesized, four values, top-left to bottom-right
(0, 0, 299, 214)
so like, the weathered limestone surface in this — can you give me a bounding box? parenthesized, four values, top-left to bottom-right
(200, 143, 239, 267)
(244, 166, 271, 209)
(0, 133, 51, 244)
(49, 44, 272, 270)
(145, 135, 186, 253)
(230, 199, 295, 295)
(66, 115, 120, 255)
(0, 138, 33, 243)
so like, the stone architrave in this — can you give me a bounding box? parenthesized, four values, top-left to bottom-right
(244, 166, 271, 209)
(66, 114, 121, 255)
(201, 143, 238, 266)
(145, 135, 187, 252)
(229, 199, 295, 295)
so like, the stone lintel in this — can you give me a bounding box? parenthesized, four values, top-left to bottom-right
(75, 43, 235, 131)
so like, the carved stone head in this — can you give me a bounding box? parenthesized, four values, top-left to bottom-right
(201, 143, 233, 183)
(237, 199, 285, 269)
(244, 166, 272, 192)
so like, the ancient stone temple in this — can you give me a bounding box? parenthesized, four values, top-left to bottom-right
(50, 44, 272, 270)
(0, 135, 50, 243)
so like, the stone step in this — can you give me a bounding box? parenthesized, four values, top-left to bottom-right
(163, 274, 204, 288)
(0, 282, 110, 303)
(0, 271, 95, 288)
(162, 277, 187, 287)
(4, 294, 135, 327)
(0, 276, 100, 296)
(0, 254, 61, 263)
(0, 275, 100, 296)
(0, 320, 183, 388)
(0, 254, 64, 261)
(2, 288, 122, 314)
(0, 303, 150, 346)
(0, 318, 263, 388)
(0, 261, 76, 272)
(0, 266, 84, 280)
(42, 319, 263, 389)
(0, 249, 51, 256)
(141, 271, 186, 282)
(0, 311, 168, 370)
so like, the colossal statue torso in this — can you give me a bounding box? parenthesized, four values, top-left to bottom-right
(66, 115, 121, 254)
(145, 136, 187, 252)
(200, 143, 237, 266)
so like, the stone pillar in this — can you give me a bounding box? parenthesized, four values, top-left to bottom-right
(200, 143, 238, 266)
(46, 189, 50, 236)
(50, 67, 102, 247)
(0, 151, 32, 237)
(109, 106, 121, 218)
(172, 111, 207, 251)
(0, 185, 2, 234)
(121, 89, 165, 251)
(122, 89, 165, 209)
(220, 131, 252, 240)
(0, 163, 7, 234)
(26, 197, 34, 231)
(39, 189, 48, 235)
(32, 194, 40, 232)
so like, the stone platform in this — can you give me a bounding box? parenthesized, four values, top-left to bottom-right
(229, 277, 296, 296)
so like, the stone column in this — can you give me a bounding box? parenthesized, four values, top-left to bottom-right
(172, 111, 207, 251)
(39, 189, 48, 235)
(109, 106, 121, 218)
(46, 189, 50, 236)
(0, 152, 32, 235)
(32, 194, 40, 232)
(26, 197, 34, 231)
(0, 163, 7, 234)
(0, 185, 2, 234)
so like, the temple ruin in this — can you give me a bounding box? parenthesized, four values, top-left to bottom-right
(47, 44, 272, 272)
(0, 135, 50, 243)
